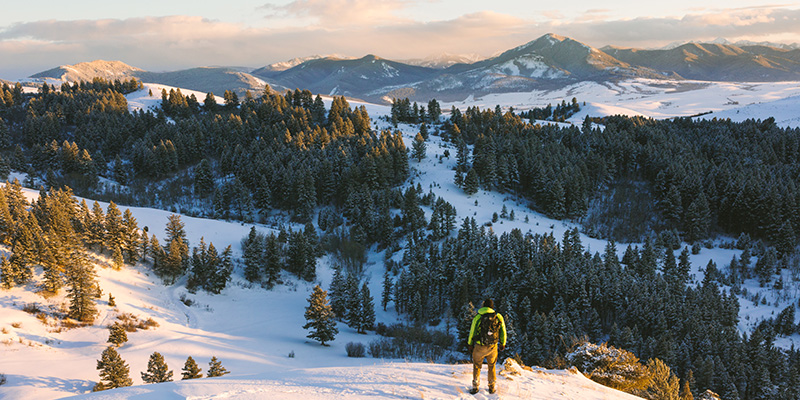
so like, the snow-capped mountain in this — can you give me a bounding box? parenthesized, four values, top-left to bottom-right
(251, 54, 440, 98)
(28, 33, 800, 103)
(400, 53, 486, 69)
(29, 60, 269, 97)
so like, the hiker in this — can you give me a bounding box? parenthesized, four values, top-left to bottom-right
(468, 299, 507, 394)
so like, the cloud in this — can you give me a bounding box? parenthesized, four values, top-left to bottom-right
(2, 7, 800, 79)
(261, 0, 412, 27)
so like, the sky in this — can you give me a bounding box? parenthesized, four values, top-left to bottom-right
(2, 0, 800, 80)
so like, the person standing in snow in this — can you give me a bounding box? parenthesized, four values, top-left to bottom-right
(468, 298, 507, 394)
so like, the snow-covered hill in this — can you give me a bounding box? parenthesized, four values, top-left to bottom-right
(443, 78, 800, 126)
(4, 81, 800, 400)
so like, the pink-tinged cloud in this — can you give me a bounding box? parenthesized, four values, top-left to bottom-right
(262, 0, 413, 27)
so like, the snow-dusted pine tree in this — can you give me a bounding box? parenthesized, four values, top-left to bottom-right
(207, 356, 230, 378)
(303, 285, 338, 346)
(107, 323, 128, 347)
(181, 356, 203, 380)
(141, 351, 173, 383)
(94, 346, 132, 391)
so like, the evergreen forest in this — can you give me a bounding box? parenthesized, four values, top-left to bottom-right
(1, 81, 800, 398)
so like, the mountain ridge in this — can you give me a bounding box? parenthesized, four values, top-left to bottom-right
(27, 34, 800, 103)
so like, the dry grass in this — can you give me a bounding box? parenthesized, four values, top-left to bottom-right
(60, 319, 91, 330)
(21, 303, 41, 314)
(116, 313, 159, 332)
(10, 322, 21, 329)
(1, 327, 8, 334)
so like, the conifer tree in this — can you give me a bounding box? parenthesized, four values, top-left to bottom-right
(464, 168, 479, 195)
(457, 302, 476, 353)
(194, 159, 214, 197)
(107, 323, 128, 347)
(0, 255, 15, 289)
(141, 352, 173, 383)
(303, 285, 338, 346)
(381, 268, 393, 311)
(120, 210, 140, 263)
(66, 259, 97, 322)
(328, 265, 346, 318)
(94, 346, 132, 391)
(680, 374, 695, 400)
(206, 356, 230, 378)
(242, 227, 263, 283)
(181, 356, 203, 379)
(412, 132, 426, 162)
(357, 282, 375, 333)
(105, 202, 124, 257)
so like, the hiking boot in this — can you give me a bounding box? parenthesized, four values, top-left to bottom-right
(469, 387, 479, 394)
(489, 387, 496, 394)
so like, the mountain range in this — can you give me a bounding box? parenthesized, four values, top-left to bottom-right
(27, 33, 800, 103)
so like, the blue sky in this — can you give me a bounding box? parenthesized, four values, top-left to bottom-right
(2, 1, 800, 79)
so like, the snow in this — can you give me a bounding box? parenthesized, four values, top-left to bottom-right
(442, 78, 800, 128)
(486, 55, 566, 80)
(0, 178, 641, 399)
(5, 76, 800, 399)
(124, 83, 223, 113)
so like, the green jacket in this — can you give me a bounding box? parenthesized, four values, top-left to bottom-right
(468, 307, 507, 346)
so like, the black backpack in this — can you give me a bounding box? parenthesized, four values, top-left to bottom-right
(477, 312, 501, 345)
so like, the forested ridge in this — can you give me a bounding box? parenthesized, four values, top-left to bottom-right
(445, 105, 800, 251)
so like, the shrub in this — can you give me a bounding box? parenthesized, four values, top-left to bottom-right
(22, 303, 41, 314)
(367, 323, 454, 361)
(116, 313, 159, 332)
(346, 342, 366, 358)
(0, 373, 6, 386)
(565, 340, 651, 393)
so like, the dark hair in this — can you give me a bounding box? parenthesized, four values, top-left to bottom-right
(483, 299, 494, 309)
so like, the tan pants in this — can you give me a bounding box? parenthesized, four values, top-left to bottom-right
(472, 343, 498, 390)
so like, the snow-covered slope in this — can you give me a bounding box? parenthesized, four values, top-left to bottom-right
(695, 93, 800, 128)
(443, 78, 800, 126)
(57, 359, 643, 399)
(124, 83, 224, 113)
(0, 180, 645, 400)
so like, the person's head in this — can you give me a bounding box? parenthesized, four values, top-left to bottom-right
(482, 299, 494, 309)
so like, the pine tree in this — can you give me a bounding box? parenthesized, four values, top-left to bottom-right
(121, 209, 140, 264)
(94, 346, 132, 391)
(464, 168, 479, 195)
(303, 285, 338, 346)
(181, 356, 203, 379)
(107, 323, 128, 347)
(0, 255, 14, 289)
(66, 259, 97, 322)
(242, 227, 262, 283)
(194, 159, 214, 197)
(412, 132, 426, 162)
(356, 282, 375, 333)
(141, 352, 173, 383)
(104, 202, 124, 258)
(328, 265, 346, 318)
(457, 302, 476, 353)
(381, 268, 393, 311)
(681, 371, 695, 400)
(206, 356, 230, 377)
